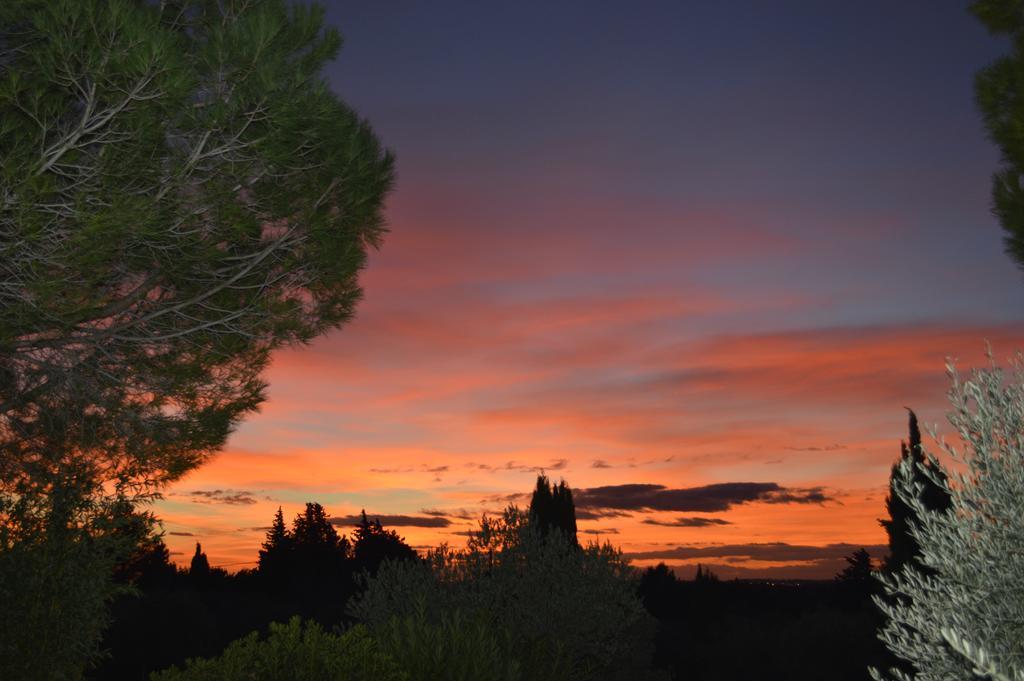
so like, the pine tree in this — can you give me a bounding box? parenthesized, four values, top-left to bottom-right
(258, 506, 292, 584)
(879, 409, 952, 575)
(351, 510, 416, 575)
(289, 502, 349, 581)
(971, 0, 1024, 276)
(836, 548, 874, 583)
(292, 503, 342, 552)
(0, 2, 392, 675)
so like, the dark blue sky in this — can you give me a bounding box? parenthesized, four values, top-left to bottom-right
(321, 1, 1019, 323)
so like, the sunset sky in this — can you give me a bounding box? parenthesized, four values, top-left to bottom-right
(155, 1, 1024, 579)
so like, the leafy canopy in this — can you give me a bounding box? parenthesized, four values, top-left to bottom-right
(0, 0, 394, 500)
(871, 347, 1024, 681)
(0, 2, 392, 677)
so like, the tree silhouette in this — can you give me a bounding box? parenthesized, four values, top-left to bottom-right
(351, 510, 417, 575)
(292, 503, 345, 553)
(189, 543, 210, 582)
(289, 502, 350, 584)
(114, 535, 177, 589)
(258, 507, 292, 585)
(694, 564, 720, 583)
(639, 563, 678, 617)
(528, 474, 578, 545)
(835, 548, 873, 584)
(879, 409, 951, 574)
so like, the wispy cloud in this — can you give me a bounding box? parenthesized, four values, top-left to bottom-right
(641, 517, 733, 528)
(625, 542, 886, 563)
(329, 514, 452, 528)
(370, 464, 450, 475)
(421, 508, 477, 520)
(186, 490, 259, 506)
(575, 482, 832, 513)
(470, 459, 569, 474)
(575, 508, 634, 520)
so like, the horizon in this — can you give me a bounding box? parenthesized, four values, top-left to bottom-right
(153, 1, 1024, 581)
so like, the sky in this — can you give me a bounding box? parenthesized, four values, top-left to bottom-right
(155, 0, 1024, 580)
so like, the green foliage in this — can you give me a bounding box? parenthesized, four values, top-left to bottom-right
(150, 617, 407, 681)
(351, 505, 664, 681)
(0, 1, 391, 675)
(374, 600, 524, 681)
(0, 534, 116, 680)
(971, 0, 1024, 274)
(0, 475, 142, 680)
(0, 0, 394, 518)
(871, 347, 1024, 681)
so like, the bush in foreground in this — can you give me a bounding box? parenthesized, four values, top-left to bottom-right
(150, 617, 406, 681)
(374, 602, 527, 681)
(350, 506, 665, 681)
(871, 347, 1024, 681)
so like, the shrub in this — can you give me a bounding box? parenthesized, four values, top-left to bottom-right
(351, 506, 665, 681)
(871, 347, 1024, 681)
(149, 617, 406, 681)
(0, 475, 142, 680)
(374, 600, 524, 681)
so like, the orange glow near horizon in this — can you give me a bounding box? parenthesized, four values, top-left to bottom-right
(155, 259, 1024, 579)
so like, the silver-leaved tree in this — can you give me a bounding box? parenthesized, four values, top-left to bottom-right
(0, 0, 393, 676)
(871, 346, 1024, 681)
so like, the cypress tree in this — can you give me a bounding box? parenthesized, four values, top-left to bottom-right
(879, 409, 952, 575)
(529, 474, 554, 532)
(528, 474, 579, 546)
(189, 542, 210, 581)
(552, 480, 578, 546)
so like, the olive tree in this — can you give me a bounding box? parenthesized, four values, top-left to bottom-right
(351, 506, 665, 681)
(871, 347, 1024, 681)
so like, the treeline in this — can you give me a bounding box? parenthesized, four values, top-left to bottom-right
(91, 475, 668, 680)
(89, 408, 953, 681)
(92, 470, 906, 681)
(94, 505, 420, 679)
(639, 561, 888, 680)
